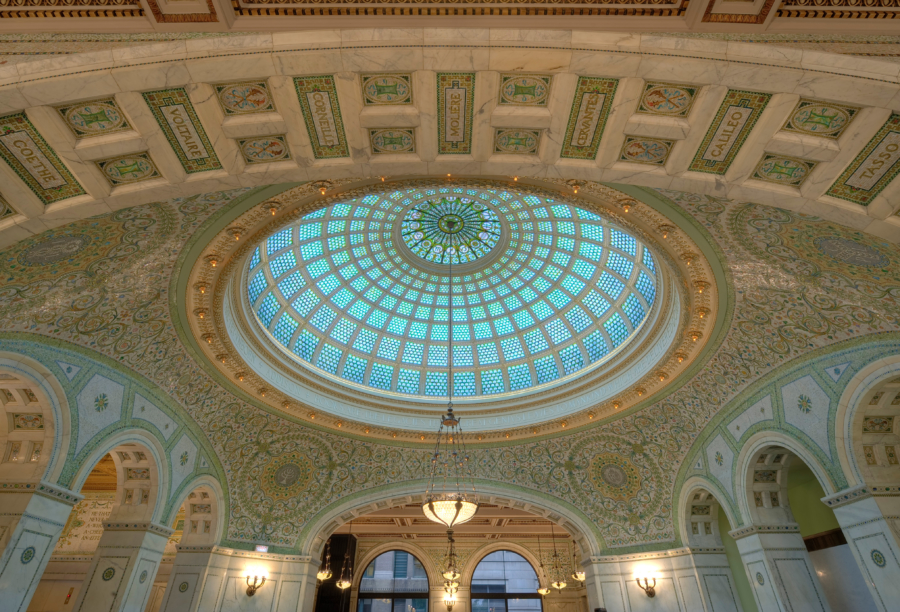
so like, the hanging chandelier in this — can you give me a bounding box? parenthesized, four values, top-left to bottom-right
(549, 523, 567, 591)
(423, 216, 479, 531)
(536, 531, 551, 596)
(570, 539, 585, 584)
(335, 521, 354, 590)
(316, 538, 333, 581)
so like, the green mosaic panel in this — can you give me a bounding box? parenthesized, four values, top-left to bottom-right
(637, 82, 698, 117)
(688, 89, 771, 175)
(782, 98, 859, 140)
(0, 193, 15, 220)
(498, 73, 552, 106)
(55, 98, 131, 139)
(0, 113, 86, 205)
(293, 76, 350, 160)
(142, 88, 222, 174)
(619, 137, 674, 165)
(214, 81, 276, 116)
(361, 74, 413, 106)
(751, 154, 817, 188)
(369, 129, 415, 154)
(560, 77, 618, 160)
(493, 129, 541, 155)
(96, 153, 161, 187)
(437, 72, 475, 155)
(826, 114, 900, 206)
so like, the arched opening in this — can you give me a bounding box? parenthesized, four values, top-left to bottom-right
(0, 369, 56, 483)
(356, 550, 430, 612)
(849, 374, 900, 488)
(471, 550, 542, 612)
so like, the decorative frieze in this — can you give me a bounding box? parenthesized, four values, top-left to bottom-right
(826, 113, 900, 206)
(437, 72, 475, 155)
(689, 89, 771, 175)
(142, 88, 222, 174)
(560, 77, 618, 160)
(293, 76, 350, 159)
(0, 112, 86, 205)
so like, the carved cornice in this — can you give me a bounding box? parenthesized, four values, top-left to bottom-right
(727, 524, 800, 540)
(0, 481, 83, 506)
(102, 521, 175, 537)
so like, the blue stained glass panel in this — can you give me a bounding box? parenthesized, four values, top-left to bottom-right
(272, 314, 298, 347)
(278, 272, 305, 300)
(267, 228, 292, 254)
(317, 344, 342, 374)
(583, 329, 609, 362)
(425, 372, 447, 396)
(292, 290, 320, 318)
(636, 271, 656, 305)
(453, 345, 473, 367)
(559, 345, 584, 375)
(508, 363, 532, 391)
(454, 372, 476, 396)
(342, 355, 367, 384)
(402, 342, 425, 364)
(293, 329, 319, 361)
(377, 337, 400, 360)
(481, 369, 505, 394)
(501, 337, 524, 361)
(622, 293, 645, 328)
(353, 329, 378, 353)
(248, 271, 267, 304)
(534, 355, 559, 384)
(428, 345, 447, 366)
(607, 252, 634, 278)
(604, 312, 629, 347)
(249, 246, 261, 270)
(369, 363, 393, 390)
(257, 292, 279, 327)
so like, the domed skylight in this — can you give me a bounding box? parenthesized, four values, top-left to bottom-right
(245, 186, 656, 400)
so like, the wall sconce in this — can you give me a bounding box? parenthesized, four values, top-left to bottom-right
(246, 575, 266, 596)
(636, 577, 656, 598)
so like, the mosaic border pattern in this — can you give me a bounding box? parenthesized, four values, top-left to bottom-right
(369, 129, 416, 154)
(437, 72, 475, 155)
(0, 192, 16, 220)
(238, 135, 293, 164)
(498, 73, 552, 107)
(781, 98, 859, 140)
(619, 136, 675, 165)
(560, 77, 618, 160)
(493, 128, 541, 155)
(689, 89, 772, 175)
(293, 76, 350, 160)
(636, 82, 699, 118)
(142, 88, 223, 174)
(826, 113, 900, 206)
(95, 153, 162, 187)
(360, 74, 413, 106)
(0, 112, 86, 205)
(54, 98, 132, 139)
(214, 81, 276, 116)
(751, 154, 818, 188)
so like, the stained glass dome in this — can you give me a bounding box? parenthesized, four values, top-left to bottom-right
(245, 185, 657, 401)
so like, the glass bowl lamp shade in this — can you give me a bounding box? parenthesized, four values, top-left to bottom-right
(335, 577, 352, 590)
(442, 567, 461, 581)
(316, 567, 333, 581)
(572, 570, 586, 582)
(423, 493, 479, 528)
(551, 580, 567, 591)
(537, 586, 551, 596)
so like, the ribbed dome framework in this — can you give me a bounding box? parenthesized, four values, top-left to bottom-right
(245, 185, 657, 401)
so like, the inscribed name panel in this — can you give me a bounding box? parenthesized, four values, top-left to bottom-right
(437, 72, 475, 155)
(0, 113, 86, 205)
(293, 76, 350, 159)
(361, 74, 413, 106)
(689, 90, 771, 175)
(214, 81, 275, 116)
(826, 114, 900, 206)
(560, 77, 618, 160)
(142, 89, 222, 174)
(55, 98, 132, 139)
(0, 193, 16, 220)
(96, 153, 161, 187)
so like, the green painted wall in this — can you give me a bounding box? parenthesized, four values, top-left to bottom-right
(718, 506, 759, 612)
(786, 462, 840, 537)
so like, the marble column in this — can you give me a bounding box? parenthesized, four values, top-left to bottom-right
(0, 481, 82, 612)
(70, 521, 173, 612)
(158, 545, 230, 612)
(823, 485, 900, 612)
(729, 524, 831, 612)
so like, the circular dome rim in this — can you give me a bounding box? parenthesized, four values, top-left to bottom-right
(238, 183, 666, 406)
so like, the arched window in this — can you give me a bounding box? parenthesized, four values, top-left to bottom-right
(471, 550, 542, 612)
(357, 550, 429, 612)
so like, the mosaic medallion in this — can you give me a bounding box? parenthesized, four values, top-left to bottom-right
(588, 453, 643, 503)
(96, 153, 161, 187)
(797, 394, 812, 414)
(95, 393, 109, 412)
(638, 82, 697, 117)
(752, 155, 817, 188)
(816, 237, 889, 268)
(261, 452, 313, 502)
(369, 129, 415, 154)
(180, 451, 189, 466)
(361, 74, 413, 105)
(20, 546, 35, 564)
(13, 414, 43, 430)
(498, 73, 551, 106)
(619, 137, 673, 165)
(756, 572, 765, 585)
(20, 235, 89, 266)
(826, 114, 900, 206)
(863, 416, 893, 433)
(872, 549, 886, 568)
(102, 567, 115, 581)
(56, 98, 131, 138)
(238, 136, 292, 165)
(494, 129, 541, 155)
(178, 581, 189, 592)
(782, 99, 858, 140)
(139, 570, 148, 583)
(400, 197, 501, 265)
(214, 81, 275, 116)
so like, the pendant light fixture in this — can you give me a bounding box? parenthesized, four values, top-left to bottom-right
(335, 520, 354, 590)
(316, 538, 333, 581)
(549, 523, 567, 591)
(536, 531, 551, 596)
(423, 219, 479, 533)
(570, 539, 585, 584)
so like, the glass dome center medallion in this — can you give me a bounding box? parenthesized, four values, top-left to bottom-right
(401, 197, 501, 265)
